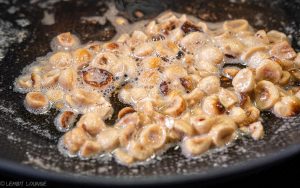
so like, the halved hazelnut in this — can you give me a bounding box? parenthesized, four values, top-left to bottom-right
(254, 80, 280, 110)
(82, 68, 113, 89)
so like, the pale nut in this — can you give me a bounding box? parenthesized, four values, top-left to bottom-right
(16, 75, 32, 91)
(255, 59, 282, 83)
(223, 19, 249, 32)
(228, 106, 247, 124)
(181, 135, 212, 157)
(139, 124, 167, 150)
(232, 68, 255, 93)
(209, 123, 237, 147)
(96, 128, 119, 151)
(267, 30, 288, 44)
(195, 46, 224, 65)
(30, 73, 41, 89)
(254, 30, 269, 44)
(63, 127, 88, 154)
(273, 96, 300, 117)
(197, 76, 220, 95)
(248, 121, 264, 140)
(80, 140, 102, 158)
(202, 95, 225, 115)
(49, 52, 72, 69)
(163, 95, 186, 117)
(255, 80, 280, 110)
(190, 115, 213, 135)
(270, 41, 296, 60)
(42, 69, 60, 87)
(218, 88, 239, 108)
(77, 112, 106, 136)
(58, 68, 76, 90)
(173, 120, 195, 136)
(183, 88, 204, 106)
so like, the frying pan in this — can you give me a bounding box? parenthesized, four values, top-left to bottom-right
(0, 0, 300, 186)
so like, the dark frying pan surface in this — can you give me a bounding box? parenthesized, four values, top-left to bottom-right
(0, 0, 300, 185)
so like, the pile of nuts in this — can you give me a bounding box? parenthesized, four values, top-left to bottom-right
(15, 12, 300, 165)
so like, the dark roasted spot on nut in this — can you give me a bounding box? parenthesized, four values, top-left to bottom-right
(216, 101, 225, 114)
(176, 50, 185, 59)
(181, 21, 203, 34)
(159, 81, 169, 96)
(82, 68, 113, 88)
(180, 77, 193, 91)
(152, 34, 165, 41)
(60, 111, 75, 128)
(239, 92, 248, 107)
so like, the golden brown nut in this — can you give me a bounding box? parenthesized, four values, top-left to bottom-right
(255, 59, 282, 83)
(73, 48, 92, 65)
(278, 71, 291, 85)
(96, 128, 119, 151)
(77, 112, 106, 136)
(55, 111, 77, 132)
(114, 148, 135, 166)
(80, 140, 102, 158)
(127, 141, 154, 161)
(25, 92, 49, 113)
(139, 124, 167, 150)
(82, 68, 113, 89)
(63, 127, 88, 154)
(181, 135, 212, 157)
(56, 32, 77, 47)
(270, 41, 296, 60)
(273, 96, 300, 117)
(232, 68, 255, 93)
(163, 95, 186, 117)
(222, 66, 240, 79)
(254, 80, 280, 110)
(118, 107, 135, 119)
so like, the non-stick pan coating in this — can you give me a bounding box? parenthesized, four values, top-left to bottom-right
(0, 0, 300, 185)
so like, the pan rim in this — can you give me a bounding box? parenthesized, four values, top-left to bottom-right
(0, 143, 299, 186)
